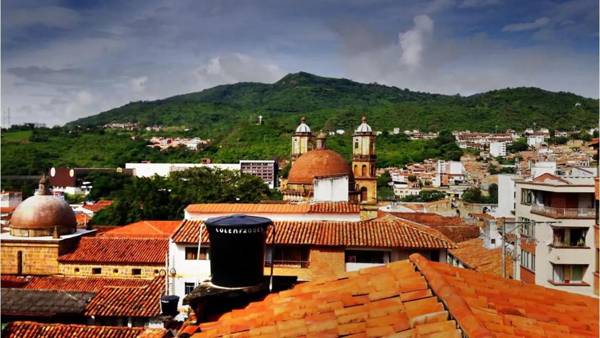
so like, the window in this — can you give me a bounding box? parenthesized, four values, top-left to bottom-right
(113, 269, 119, 274)
(345, 250, 391, 264)
(92, 268, 101, 275)
(267, 246, 309, 268)
(520, 251, 535, 271)
(354, 141, 359, 149)
(521, 189, 533, 205)
(185, 282, 196, 295)
(132, 268, 142, 276)
(185, 247, 209, 260)
(552, 264, 587, 283)
(519, 217, 534, 237)
(552, 228, 587, 247)
(74, 268, 80, 273)
(154, 269, 159, 275)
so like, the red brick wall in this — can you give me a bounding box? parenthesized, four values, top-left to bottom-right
(520, 267, 535, 284)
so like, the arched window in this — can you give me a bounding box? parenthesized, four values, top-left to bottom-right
(353, 165, 358, 176)
(361, 165, 367, 177)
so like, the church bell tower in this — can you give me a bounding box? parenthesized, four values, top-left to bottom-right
(291, 117, 312, 164)
(352, 117, 377, 203)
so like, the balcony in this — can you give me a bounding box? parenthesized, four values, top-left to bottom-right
(530, 205, 595, 219)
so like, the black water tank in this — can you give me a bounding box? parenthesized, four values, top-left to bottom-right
(205, 214, 272, 288)
(160, 295, 179, 316)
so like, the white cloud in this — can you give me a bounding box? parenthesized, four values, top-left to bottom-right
(129, 76, 148, 93)
(502, 17, 550, 32)
(194, 53, 286, 87)
(399, 15, 434, 68)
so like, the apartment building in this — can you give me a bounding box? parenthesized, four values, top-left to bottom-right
(515, 172, 596, 295)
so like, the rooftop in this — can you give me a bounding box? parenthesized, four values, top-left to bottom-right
(81, 200, 113, 213)
(2, 321, 167, 338)
(23, 276, 152, 292)
(184, 254, 598, 337)
(387, 212, 480, 243)
(448, 238, 511, 277)
(99, 220, 181, 238)
(85, 277, 164, 318)
(172, 217, 455, 249)
(1, 288, 94, 317)
(58, 237, 167, 265)
(185, 202, 360, 214)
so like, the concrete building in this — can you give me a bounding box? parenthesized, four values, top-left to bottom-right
(434, 160, 465, 187)
(167, 214, 454, 305)
(527, 135, 546, 148)
(239, 160, 278, 189)
(489, 141, 507, 157)
(514, 172, 596, 295)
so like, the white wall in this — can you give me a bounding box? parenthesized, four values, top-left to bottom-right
(125, 163, 240, 178)
(530, 162, 556, 178)
(493, 174, 517, 218)
(168, 241, 211, 306)
(313, 176, 349, 202)
(489, 142, 507, 157)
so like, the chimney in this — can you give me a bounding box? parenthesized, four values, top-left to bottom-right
(359, 203, 378, 221)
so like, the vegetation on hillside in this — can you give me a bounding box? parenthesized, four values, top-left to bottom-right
(91, 168, 274, 225)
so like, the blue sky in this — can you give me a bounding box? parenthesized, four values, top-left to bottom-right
(2, 0, 598, 125)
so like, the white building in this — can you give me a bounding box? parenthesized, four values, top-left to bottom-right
(313, 176, 349, 202)
(530, 161, 556, 179)
(489, 142, 507, 157)
(492, 174, 518, 218)
(514, 173, 596, 296)
(527, 135, 545, 147)
(434, 160, 465, 187)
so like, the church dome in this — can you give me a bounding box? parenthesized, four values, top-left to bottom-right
(10, 176, 76, 237)
(355, 116, 372, 133)
(295, 117, 311, 133)
(287, 149, 353, 185)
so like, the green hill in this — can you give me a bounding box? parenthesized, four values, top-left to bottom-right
(3, 72, 597, 180)
(70, 72, 598, 133)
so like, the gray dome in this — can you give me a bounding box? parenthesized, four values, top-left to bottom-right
(355, 116, 372, 133)
(295, 117, 311, 133)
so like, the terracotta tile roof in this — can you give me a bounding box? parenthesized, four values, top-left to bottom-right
(185, 202, 360, 214)
(188, 259, 461, 338)
(24, 276, 152, 292)
(58, 237, 167, 265)
(100, 220, 182, 238)
(172, 218, 455, 249)
(183, 254, 598, 338)
(388, 212, 480, 243)
(448, 238, 511, 277)
(1, 275, 31, 288)
(468, 212, 496, 220)
(412, 254, 599, 337)
(2, 321, 167, 338)
(82, 200, 113, 213)
(85, 277, 164, 318)
(75, 213, 91, 226)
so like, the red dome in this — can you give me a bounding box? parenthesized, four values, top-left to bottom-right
(288, 149, 353, 185)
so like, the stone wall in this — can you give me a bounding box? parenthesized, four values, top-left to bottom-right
(59, 263, 164, 279)
(1, 242, 60, 275)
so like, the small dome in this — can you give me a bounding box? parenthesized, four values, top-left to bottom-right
(295, 117, 311, 133)
(288, 149, 353, 185)
(355, 116, 372, 133)
(9, 175, 76, 237)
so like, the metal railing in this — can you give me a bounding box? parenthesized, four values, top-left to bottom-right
(530, 205, 595, 219)
(265, 260, 310, 268)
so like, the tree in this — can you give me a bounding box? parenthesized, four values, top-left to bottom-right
(507, 138, 528, 153)
(461, 187, 483, 203)
(407, 175, 417, 183)
(91, 167, 273, 225)
(400, 190, 446, 202)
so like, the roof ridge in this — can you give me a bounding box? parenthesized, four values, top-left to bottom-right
(409, 254, 494, 338)
(393, 217, 456, 248)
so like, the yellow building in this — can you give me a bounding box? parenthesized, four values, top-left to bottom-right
(1, 176, 95, 275)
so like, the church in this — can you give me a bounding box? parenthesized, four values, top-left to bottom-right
(283, 117, 377, 204)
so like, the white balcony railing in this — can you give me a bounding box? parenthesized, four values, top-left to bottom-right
(531, 205, 595, 219)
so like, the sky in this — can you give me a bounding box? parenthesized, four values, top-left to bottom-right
(2, 0, 598, 126)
